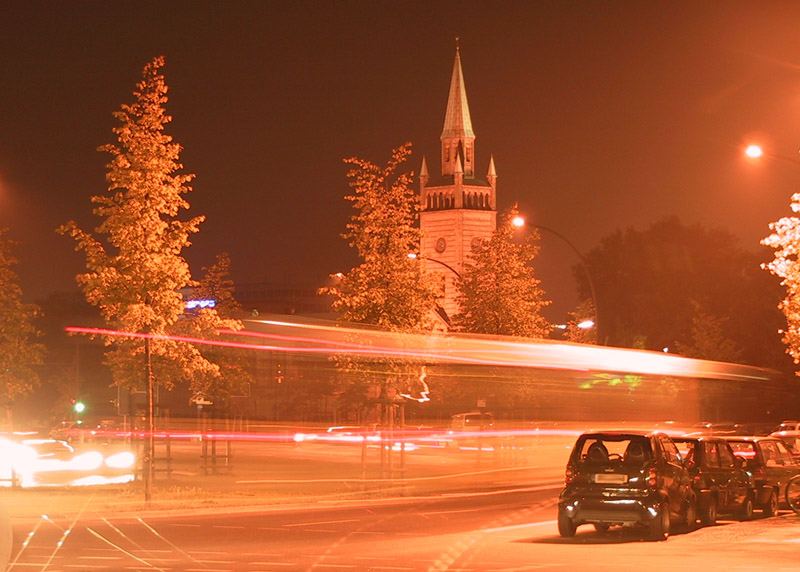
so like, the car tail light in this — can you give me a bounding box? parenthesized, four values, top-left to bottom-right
(693, 469, 703, 487)
(647, 467, 658, 488)
(565, 466, 575, 485)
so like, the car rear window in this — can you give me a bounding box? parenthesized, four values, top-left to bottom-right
(574, 435, 652, 464)
(728, 441, 757, 459)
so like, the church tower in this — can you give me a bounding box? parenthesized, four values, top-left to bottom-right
(420, 45, 497, 324)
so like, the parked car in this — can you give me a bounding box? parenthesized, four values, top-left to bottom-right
(558, 431, 696, 541)
(673, 436, 755, 524)
(722, 435, 800, 516)
(773, 420, 800, 433)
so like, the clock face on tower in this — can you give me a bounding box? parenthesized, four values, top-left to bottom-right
(435, 237, 447, 253)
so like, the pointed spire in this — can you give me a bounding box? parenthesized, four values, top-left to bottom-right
(454, 154, 463, 175)
(420, 156, 429, 189)
(487, 155, 496, 178)
(441, 43, 474, 140)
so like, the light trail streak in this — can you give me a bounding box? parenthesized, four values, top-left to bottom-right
(65, 318, 780, 382)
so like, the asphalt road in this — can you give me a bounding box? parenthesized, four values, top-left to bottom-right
(7, 484, 800, 572)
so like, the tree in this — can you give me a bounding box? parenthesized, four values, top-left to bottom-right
(0, 228, 44, 427)
(59, 56, 240, 498)
(581, 217, 786, 369)
(188, 252, 253, 405)
(763, 194, 800, 374)
(564, 299, 597, 344)
(321, 143, 439, 420)
(675, 301, 742, 362)
(454, 206, 551, 337)
(322, 143, 439, 331)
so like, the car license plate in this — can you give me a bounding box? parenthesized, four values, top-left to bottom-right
(594, 473, 627, 484)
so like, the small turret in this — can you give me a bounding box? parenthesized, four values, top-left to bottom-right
(487, 155, 497, 188)
(420, 156, 429, 190)
(454, 154, 464, 186)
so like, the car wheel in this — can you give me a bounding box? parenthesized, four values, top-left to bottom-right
(763, 489, 779, 517)
(700, 498, 717, 526)
(558, 510, 577, 538)
(738, 494, 754, 521)
(648, 503, 669, 541)
(593, 523, 610, 533)
(683, 499, 697, 531)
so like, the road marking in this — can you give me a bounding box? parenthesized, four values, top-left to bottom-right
(85, 527, 164, 571)
(249, 563, 296, 567)
(284, 518, 360, 527)
(479, 519, 557, 534)
(78, 556, 124, 560)
(212, 525, 245, 529)
(138, 517, 205, 566)
(167, 523, 201, 527)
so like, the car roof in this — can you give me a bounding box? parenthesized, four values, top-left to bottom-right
(720, 435, 780, 443)
(673, 435, 725, 442)
(579, 430, 662, 438)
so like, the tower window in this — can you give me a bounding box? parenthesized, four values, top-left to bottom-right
(466, 146, 472, 163)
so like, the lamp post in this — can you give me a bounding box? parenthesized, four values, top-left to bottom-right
(407, 252, 462, 279)
(512, 215, 601, 344)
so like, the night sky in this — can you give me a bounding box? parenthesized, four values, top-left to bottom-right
(3, 1, 800, 320)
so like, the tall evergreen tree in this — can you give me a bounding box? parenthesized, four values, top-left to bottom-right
(454, 207, 551, 337)
(59, 57, 240, 496)
(0, 228, 44, 427)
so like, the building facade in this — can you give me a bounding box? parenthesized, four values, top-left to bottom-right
(420, 46, 498, 323)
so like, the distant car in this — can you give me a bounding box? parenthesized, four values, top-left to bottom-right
(558, 431, 696, 541)
(774, 420, 800, 433)
(773, 432, 800, 461)
(0, 437, 135, 488)
(673, 436, 755, 524)
(450, 411, 494, 431)
(722, 436, 800, 516)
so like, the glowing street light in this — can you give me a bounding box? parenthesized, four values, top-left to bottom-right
(73, 401, 86, 414)
(513, 214, 601, 344)
(745, 144, 764, 159)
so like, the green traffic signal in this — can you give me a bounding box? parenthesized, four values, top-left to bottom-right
(73, 401, 86, 414)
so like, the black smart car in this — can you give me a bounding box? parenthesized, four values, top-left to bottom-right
(673, 436, 755, 524)
(723, 436, 800, 516)
(558, 431, 695, 541)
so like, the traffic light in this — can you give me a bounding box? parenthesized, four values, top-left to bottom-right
(73, 400, 86, 414)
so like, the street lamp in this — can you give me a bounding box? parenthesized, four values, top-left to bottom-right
(407, 252, 462, 279)
(513, 215, 601, 343)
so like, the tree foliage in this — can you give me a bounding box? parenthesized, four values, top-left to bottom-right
(188, 252, 252, 402)
(322, 143, 439, 331)
(454, 206, 551, 337)
(564, 299, 597, 344)
(763, 193, 800, 374)
(674, 300, 742, 362)
(582, 217, 786, 369)
(59, 56, 240, 395)
(0, 228, 44, 422)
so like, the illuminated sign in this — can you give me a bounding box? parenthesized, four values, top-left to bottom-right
(185, 299, 216, 310)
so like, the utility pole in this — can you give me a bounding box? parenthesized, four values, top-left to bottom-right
(144, 336, 155, 502)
